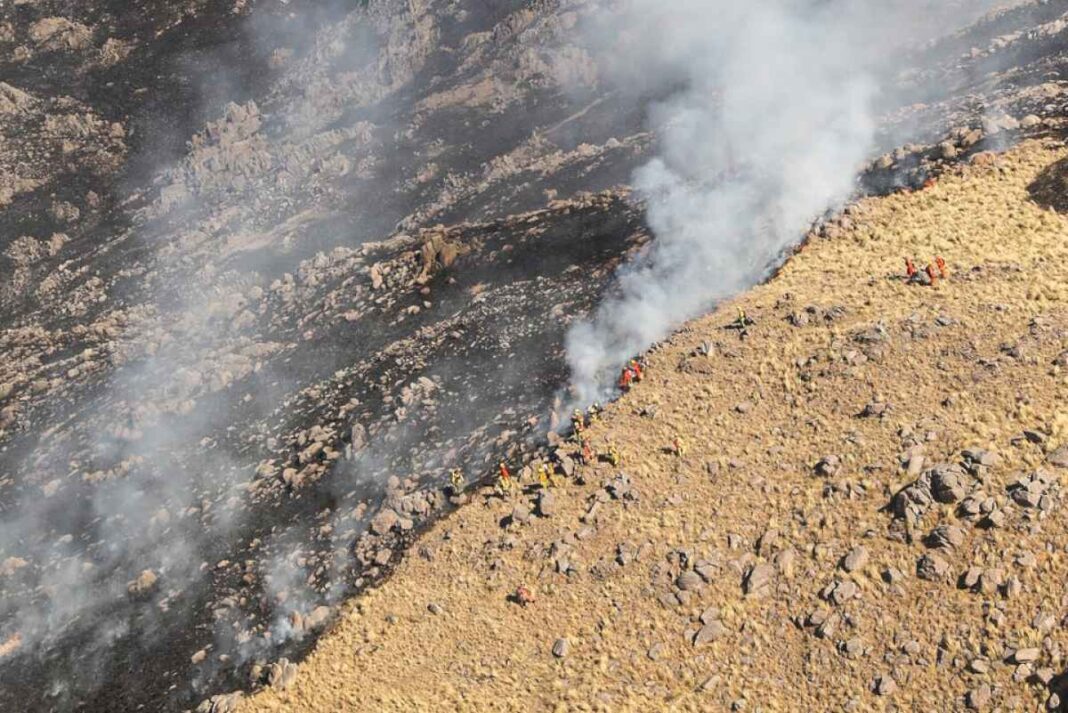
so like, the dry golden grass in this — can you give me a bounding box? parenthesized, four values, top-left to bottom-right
(237, 139, 1068, 712)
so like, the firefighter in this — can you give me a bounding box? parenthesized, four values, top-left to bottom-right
(673, 436, 686, 458)
(905, 258, 917, 278)
(619, 366, 634, 392)
(629, 359, 644, 382)
(496, 461, 514, 494)
(579, 438, 594, 466)
(588, 402, 603, 424)
(571, 409, 587, 435)
(925, 263, 939, 286)
(513, 585, 535, 607)
(449, 468, 465, 492)
(536, 462, 553, 489)
(604, 442, 622, 467)
(935, 255, 948, 279)
(731, 309, 754, 338)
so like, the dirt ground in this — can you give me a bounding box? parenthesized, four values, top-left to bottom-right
(227, 139, 1068, 712)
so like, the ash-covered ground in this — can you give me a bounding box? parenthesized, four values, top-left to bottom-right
(2, 0, 1068, 711)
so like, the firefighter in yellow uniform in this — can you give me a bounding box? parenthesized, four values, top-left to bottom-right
(449, 468, 465, 492)
(496, 462, 514, 494)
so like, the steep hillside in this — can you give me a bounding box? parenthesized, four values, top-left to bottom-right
(3, 0, 1068, 711)
(235, 140, 1068, 712)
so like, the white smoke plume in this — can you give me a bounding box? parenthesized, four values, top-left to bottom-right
(565, 0, 1014, 404)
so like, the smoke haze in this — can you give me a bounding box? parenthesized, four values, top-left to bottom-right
(565, 0, 1016, 404)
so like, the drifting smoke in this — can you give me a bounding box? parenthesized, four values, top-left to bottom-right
(566, 0, 1013, 404)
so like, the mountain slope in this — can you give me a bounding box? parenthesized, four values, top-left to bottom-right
(236, 139, 1068, 712)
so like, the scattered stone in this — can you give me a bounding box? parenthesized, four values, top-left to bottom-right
(873, 674, 897, 696)
(676, 571, 704, 592)
(841, 546, 869, 572)
(699, 606, 720, 625)
(552, 638, 569, 658)
(1021, 114, 1042, 129)
(511, 503, 532, 525)
(428, 602, 444, 616)
(1010, 647, 1040, 664)
(1009, 470, 1054, 507)
(981, 509, 1005, 529)
(693, 621, 727, 646)
(978, 568, 1004, 595)
(860, 401, 889, 418)
(840, 637, 865, 658)
(926, 524, 965, 549)
(815, 455, 841, 477)
(917, 553, 949, 581)
(267, 658, 298, 691)
(1047, 445, 1068, 469)
(1012, 550, 1038, 567)
(966, 684, 991, 710)
(370, 508, 399, 535)
(743, 563, 774, 596)
(196, 692, 243, 713)
(930, 466, 967, 503)
(878, 571, 903, 590)
(1024, 430, 1048, 445)
(825, 579, 858, 605)
(536, 490, 557, 518)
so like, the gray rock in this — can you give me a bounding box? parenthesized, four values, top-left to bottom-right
(874, 674, 897, 696)
(966, 684, 991, 710)
(882, 567, 905, 584)
(552, 638, 570, 658)
(930, 465, 967, 503)
(815, 455, 841, 477)
(1048, 445, 1068, 469)
(677, 571, 705, 592)
(699, 606, 721, 625)
(841, 637, 865, 658)
(511, 503, 532, 525)
(982, 509, 1005, 529)
(827, 579, 858, 605)
(196, 693, 243, 713)
(536, 490, 557, 518)
(1010, 647, 1040, 664)
(926, 524, 965, 549)
(841, 546, 869, 572)
(693, 621, 727, 646)
(860, 401, 889, 418)
(917, 553, 949, 581)
(743, 563, 774, 596)
(267, 658, 298, 691)
(370, 508, 399, 535)
(815, 611, 841, 639)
